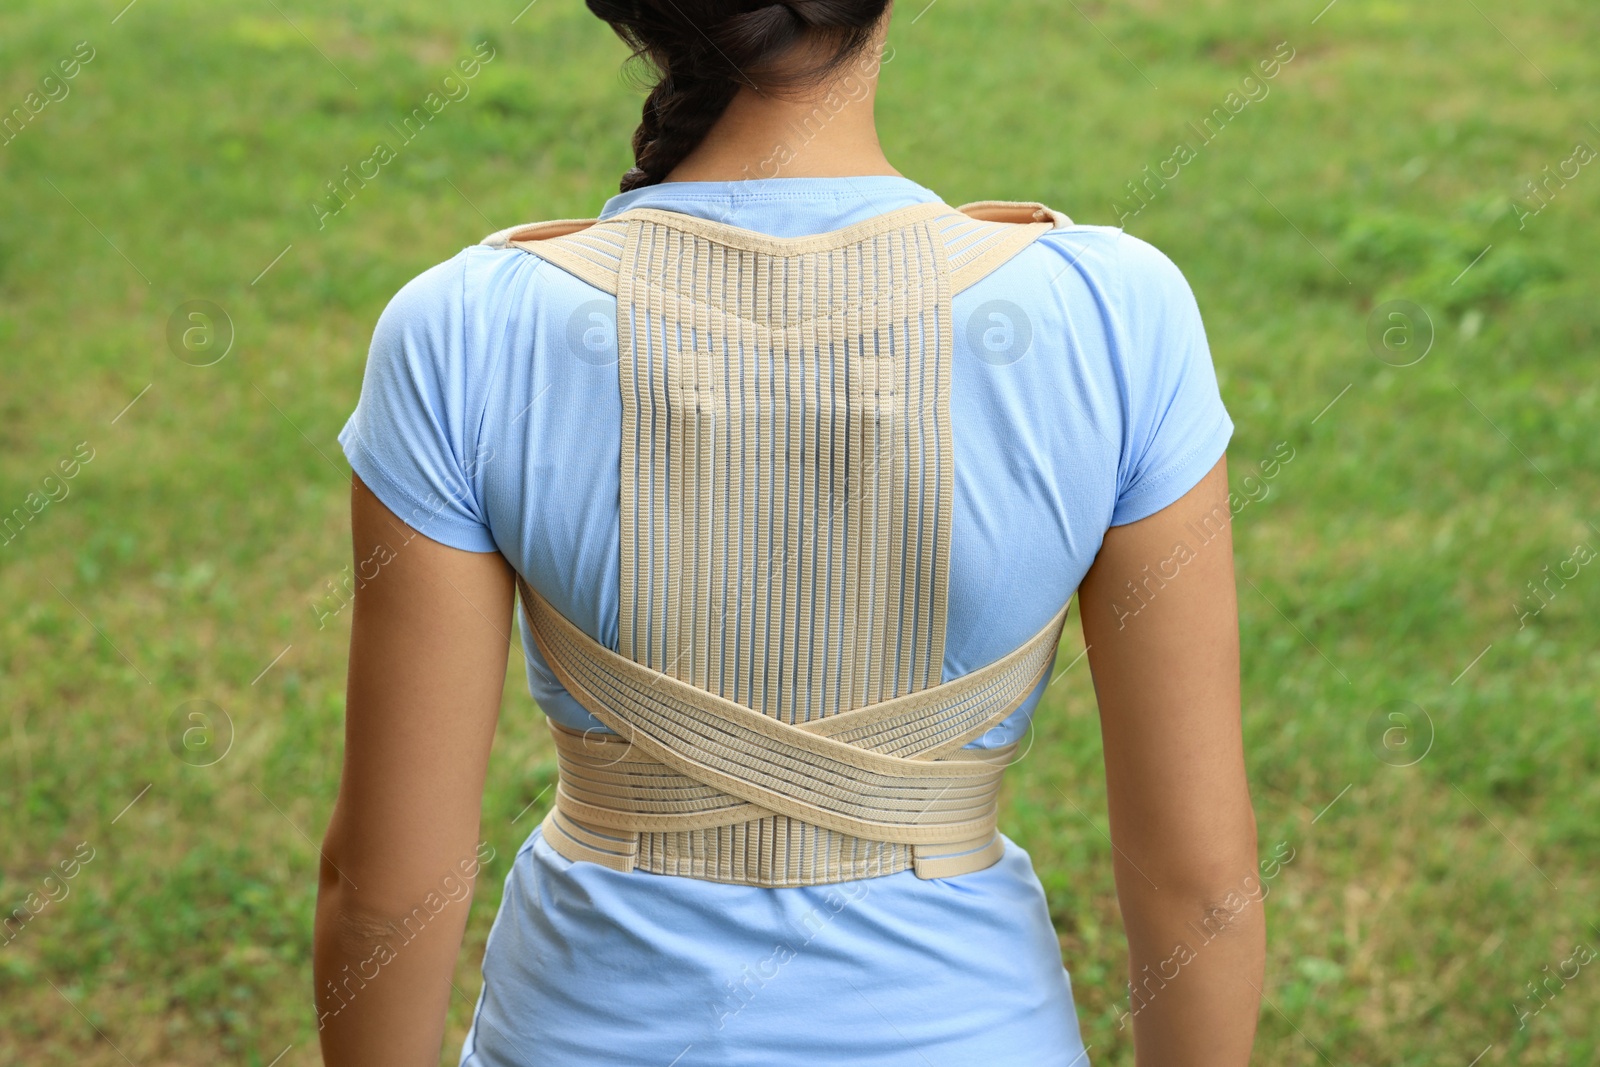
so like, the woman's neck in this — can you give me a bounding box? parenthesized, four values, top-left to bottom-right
(664, 70, 899, 183)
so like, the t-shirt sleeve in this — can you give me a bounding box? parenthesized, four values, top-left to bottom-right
(1108, 235, 1234, 526)
(336, 250, 500, 553)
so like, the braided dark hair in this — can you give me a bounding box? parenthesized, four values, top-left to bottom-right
(587, 0, 892, 191)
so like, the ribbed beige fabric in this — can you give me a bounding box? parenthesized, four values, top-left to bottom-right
(480, 199, 1073, 297)
(487, 198, 1073, 887)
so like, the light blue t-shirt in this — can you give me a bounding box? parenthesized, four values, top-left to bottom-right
(338, 175, 1232, 1066)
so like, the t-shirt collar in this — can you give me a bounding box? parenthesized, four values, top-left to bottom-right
(595, 175, 947, 236)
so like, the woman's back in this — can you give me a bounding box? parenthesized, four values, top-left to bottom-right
(335, 174, 1231, 1064)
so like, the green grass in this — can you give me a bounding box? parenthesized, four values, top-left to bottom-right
(2, 0, 1597, 1063)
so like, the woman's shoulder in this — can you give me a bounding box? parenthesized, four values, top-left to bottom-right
(1012, 223, 1211, 369)
(354, 242, 549, 435)
(1026, 221, 1198, 303)
(378, 242, 544, 327)
(366, 241, 558, 374)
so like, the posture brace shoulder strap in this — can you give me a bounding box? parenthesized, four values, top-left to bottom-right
(487, 198, 1073, 887)
(480, 199, 1072, 295)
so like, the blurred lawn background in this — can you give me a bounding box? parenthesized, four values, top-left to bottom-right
(2, 0, 1597, 1063)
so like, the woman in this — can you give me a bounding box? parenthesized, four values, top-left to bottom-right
(314, 2, 1264, 1064)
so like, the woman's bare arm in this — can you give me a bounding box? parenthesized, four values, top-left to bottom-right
(1078, 455, 1265, 1065)
(315, 474, 514, 1066)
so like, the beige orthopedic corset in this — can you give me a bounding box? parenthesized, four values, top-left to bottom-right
(481, 198, 1074, 887)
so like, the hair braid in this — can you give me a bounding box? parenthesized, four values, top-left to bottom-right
(588, 0, 892, 192)
(623, 72, 742, 192)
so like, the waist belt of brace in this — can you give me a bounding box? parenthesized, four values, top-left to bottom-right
(484, 197, 1074, 887)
